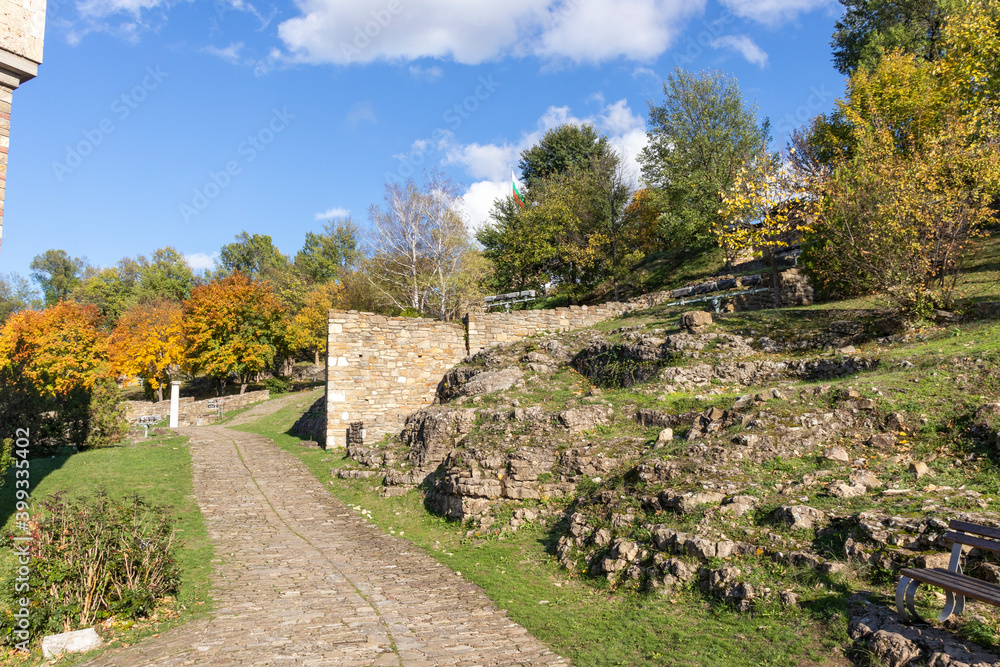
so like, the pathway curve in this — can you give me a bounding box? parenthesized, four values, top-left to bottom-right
(221, 389, 322, 427)
(85, 425, 568, 666)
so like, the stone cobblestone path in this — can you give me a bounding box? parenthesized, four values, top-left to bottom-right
(84, 425, 569, 666)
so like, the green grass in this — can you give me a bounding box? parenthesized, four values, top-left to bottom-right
(0, 435, 213, 665)
(232, 398, 850, 667)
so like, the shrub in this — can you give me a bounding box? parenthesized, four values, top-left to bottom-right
(263, 376, 291, 395)
(1, 490, 180, 642)
(82, 379, 129, 450)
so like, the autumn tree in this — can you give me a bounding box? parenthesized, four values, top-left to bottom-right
(801, 4, 1000, 313)
(183, 273, 286, 396)
(109, 300, 186, 402)
(717, 153, 810, 304)
(0, 302, 110, 448)
(0, 301, 109, 396)
(288, 281, 344, 365)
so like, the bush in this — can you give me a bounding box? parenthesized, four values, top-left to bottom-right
(1, 490, 179, 643)
(263, 376, 291, 395)
(82, 379, 129, 450)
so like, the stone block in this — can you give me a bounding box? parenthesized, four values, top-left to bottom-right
(42, 628, 102, 659)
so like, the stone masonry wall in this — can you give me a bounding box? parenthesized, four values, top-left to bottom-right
(466, 303, 630, 355)
(325, 311, 467, 449)
(326, 269, 815, 449)
(125, 389, 271, 427)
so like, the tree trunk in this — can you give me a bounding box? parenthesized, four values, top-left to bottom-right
(240, 382, 247, 396)
(314, 349, 320, 366)
(770, 249, 782, 308)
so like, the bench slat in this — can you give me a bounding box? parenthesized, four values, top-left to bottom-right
(901, 568, 1000, 606)
(950, 520, 1000, 542)
(943, 531, 1000, 555)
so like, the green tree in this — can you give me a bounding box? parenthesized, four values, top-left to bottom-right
(219, 232, 290, 279)
(139, 247, 196, 302)
(518, 124, 611, 189)
(0, 272, 42, 324)
(30, 249, 87, 306)
(831, 0, 948, 75)
(639, 69, 772, 250)
(295, 219, 360, 283)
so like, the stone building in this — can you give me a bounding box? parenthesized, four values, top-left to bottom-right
(0, 0, 46, 253)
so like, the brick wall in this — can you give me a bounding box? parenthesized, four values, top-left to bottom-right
(325, 311, 467, 449)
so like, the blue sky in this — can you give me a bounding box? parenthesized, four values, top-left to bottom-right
(3, 0, 848, 280)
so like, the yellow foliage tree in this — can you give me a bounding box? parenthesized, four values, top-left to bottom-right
(0, 301, 109, 397)
(288, 281, 344, 366)
(109, 300, 185, 402)
(183, 273, 287, 396)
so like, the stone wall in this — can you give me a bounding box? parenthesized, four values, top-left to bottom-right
(125, 389, 270, 428)
(466, 303, 630, 355)
(325, 269, 816, 449)
(325, 311, 467, 449)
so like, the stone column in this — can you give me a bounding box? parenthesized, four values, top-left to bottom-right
(0, 0, 47, 254)
(169, 381, 181, 428)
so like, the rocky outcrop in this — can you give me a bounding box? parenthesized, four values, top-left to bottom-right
(848, 592, 1000, 667)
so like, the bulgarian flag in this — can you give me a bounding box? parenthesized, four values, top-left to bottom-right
(511, 168, 525, 208)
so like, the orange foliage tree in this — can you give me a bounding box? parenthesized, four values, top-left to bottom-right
(183, 273, 286, 396)
(109, 300, 186, 402)
(0, 301, 109, 396)
(0, 301, 111, 448)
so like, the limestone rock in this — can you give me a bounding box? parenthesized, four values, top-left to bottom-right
(824, 445, 850, 462)
(680, 311, 713, 334)
(909, 461, 931, 478)
(461, 367, 525, 397)
(720, 495, 758, 518)
(558, 405, 613, 433)
(828, 482, 867, 499)
(849, 469, 882, 491)
(868, 630, 921, 667)
(774, 505, 826, 531)
(42, 628, 102, 659)
(655, 428, 674, 447)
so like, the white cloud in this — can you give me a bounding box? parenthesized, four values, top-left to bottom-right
(450, 98, 649, 230)
(277, 0, 708, 66)
(718, 0, 831, 25)
(457, 180, 509, 234)
(409, 64, 444, 82)
(315, 206, 350, 220)
(710, 34, 769, 67)
(205, 42, 245, 64)
(75, 0, 165, 18)
(345, 101, 377, 127)
(184, 251, 219, 271)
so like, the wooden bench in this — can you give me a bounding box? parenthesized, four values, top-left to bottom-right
(897, 520, 1000, 622)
